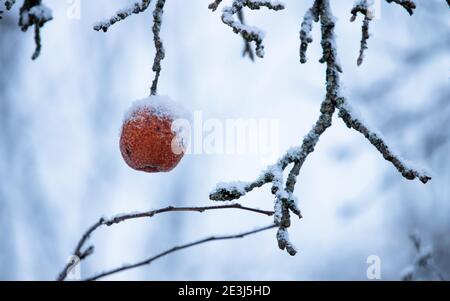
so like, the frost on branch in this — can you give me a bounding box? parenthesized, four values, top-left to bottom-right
(351, 0, 374, 66)
(211, 0, 431, 257)
(209, 0, 285, 58)
(0, 0, 53, 60)
(93, 0, 152, 32)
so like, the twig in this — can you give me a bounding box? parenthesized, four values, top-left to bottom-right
(84, 224, 277, 281)
(18, 0, 53, 60)
(351, 0, 374, 66)
(299, 0, 321, 63)
(209, 0, 285, 58)
(386, 0, 416, 15)
(93, 0, 152, 32)
(211, 0, 431, 256)
(237, 10, 255, 61)
(57, 203, 274, 281)
(150, 0, 166, 96)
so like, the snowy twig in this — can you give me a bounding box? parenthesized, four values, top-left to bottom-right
(237, 10, 256, 61)
(336, 101, 431, 183)
(150, 0, 165, 96)
(93, 0, 165, 96)
(211, 0, 431, 256)
(15, 0, 52, 60)
(386, 0, 416, 15)
(84, 224, 277, 281)
(351, 0, 374, 66)
(56, 203, 274, 281)
(93, 0, 152, 32)
(209, 0, 285, 58)
(402, 232, 445, 281)
(299, 0, 321, 63)
(208, 0, 224, 12)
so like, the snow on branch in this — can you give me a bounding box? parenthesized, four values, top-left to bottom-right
(150, 0, 165, 95)
(237, 10, 256, 61)
(209, 0, 285, 58)
(16, 0, 53, 60)
(211, 0, 431, 256)
(336, 100, 431, 183)
(299, 0, 321, 63)
(1, 0, 16, 18)
(57, 204, 274, 281)
(385, 0, 416, 15)
(351, 0, 374, 66)
(94, 0, 165, 96)
(93, 0, 152, 32)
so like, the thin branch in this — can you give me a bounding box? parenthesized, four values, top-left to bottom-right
(150, 0, 166, 96)
(209, 0, 285, 58)
(93, 0, 152, 32)
(57, 203, 274, 281)
(351, 0, 374, 66)
(18, 0, 53, 60)
(386, 0, 416, 15)
(237, 10, 255, 61)
(208, 0, 224, 12)
(84, 224, 277, 281)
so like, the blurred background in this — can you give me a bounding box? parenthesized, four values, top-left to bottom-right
(0, 0, 448, 280)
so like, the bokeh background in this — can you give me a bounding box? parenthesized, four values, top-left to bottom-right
(0, 0, 448, 280)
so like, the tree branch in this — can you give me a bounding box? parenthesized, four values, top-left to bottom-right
(210, 0, 431, 256)
(150, 0, 166, 96)
(93, 0, 152, 32)
(84, 224, 277, 281)
(17, 0, 52, 60)
(351, 0, 374, 66)
(209, 0, 285, 58)
(56, 203, 274, 281)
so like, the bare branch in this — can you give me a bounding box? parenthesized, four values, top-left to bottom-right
(299, 0, 321, 63)
(84, 224, 277, 281)
(93, 0, 152, 32)
(57, 203, 274, 281)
